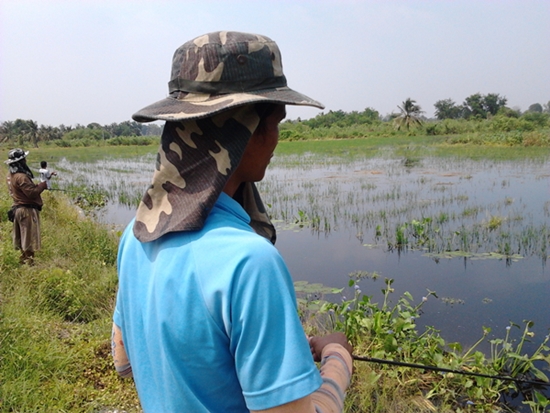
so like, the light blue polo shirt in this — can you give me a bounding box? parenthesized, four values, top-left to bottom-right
(114, 192, 322, 412)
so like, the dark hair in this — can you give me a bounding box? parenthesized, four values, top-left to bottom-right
(255, 103, 278, 120)
(254, 103, 283, 134)
(41, 161, 47, 168)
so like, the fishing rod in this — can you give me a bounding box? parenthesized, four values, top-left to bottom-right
(352, 354, 550, 387)
(48, 188, 86, 194)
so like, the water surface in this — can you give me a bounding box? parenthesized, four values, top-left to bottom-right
(56, 153, 550, 353)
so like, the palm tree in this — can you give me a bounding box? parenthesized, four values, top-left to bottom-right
(26, 120, 39, 148)
(0, 121, 16, 143)
(394, 98, 424, 131)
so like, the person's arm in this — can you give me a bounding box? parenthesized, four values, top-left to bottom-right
(18, 177, 47, 196)
(111, 323, 133, 378)
(252, 333, 353, 413)
(309, 341, 353, 413)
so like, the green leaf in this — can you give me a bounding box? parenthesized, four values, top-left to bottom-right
(383, 335, 398, 353)
(531, 367, 550, 383)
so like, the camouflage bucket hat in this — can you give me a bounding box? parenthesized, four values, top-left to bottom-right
(132, 31, 324, 122)
(134, 105, 277, 243)
(4, 148, 29, 164)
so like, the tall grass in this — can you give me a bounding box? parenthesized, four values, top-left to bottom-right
(278, 114, 550, 146)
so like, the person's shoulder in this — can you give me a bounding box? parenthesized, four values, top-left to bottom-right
(230, 231, 282, 268)
(11, 173, 28, 182)
(203, 220, 279, 259)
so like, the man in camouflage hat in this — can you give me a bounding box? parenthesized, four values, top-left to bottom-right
(5, 148, 48, 265)
(112, 31, 353, 413)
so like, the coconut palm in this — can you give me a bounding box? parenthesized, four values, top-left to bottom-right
(394, 98, 424, 131)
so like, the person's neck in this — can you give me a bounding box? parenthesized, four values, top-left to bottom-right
(223, 176, 242, 197)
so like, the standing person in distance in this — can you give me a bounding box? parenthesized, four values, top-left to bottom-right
(5, 149, 48, 265)
(39, 160, 57, 189)
(112, 31, 354, 412)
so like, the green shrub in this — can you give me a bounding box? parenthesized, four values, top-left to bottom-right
(523, 130, 550, 146)
(107, 136, 158, 146)
(54, 139, 72, 147)
(279, 129, 305, 141)
(490, 115, 536, 132)
(522, 112, 550, 127)
(39, 268, 90, 321)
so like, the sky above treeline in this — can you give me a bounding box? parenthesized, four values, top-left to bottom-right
(1, 0, 549, 126)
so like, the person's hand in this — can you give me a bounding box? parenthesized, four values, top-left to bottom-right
(52, 171, 58, 176)
(308, 332, 352, 362)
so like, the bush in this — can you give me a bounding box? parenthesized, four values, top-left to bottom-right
(522, 112, 550, 127)
(54, 139, 72, 147)
(107, 136, 158, 146)
(523, 131, 550, 146)
(279, 129, 305, 141)
(490, 115, 536, 132)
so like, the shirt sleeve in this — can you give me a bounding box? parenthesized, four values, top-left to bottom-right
(229, 239, 322, 411)
(15, 175, 46, 200)
(311, 344, 353, 413)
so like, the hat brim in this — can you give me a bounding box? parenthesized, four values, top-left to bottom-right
(4, 151, 29, 164)
(132, 87, 324, 123)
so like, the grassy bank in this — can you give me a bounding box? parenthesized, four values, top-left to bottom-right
(0, 188, 139, 412)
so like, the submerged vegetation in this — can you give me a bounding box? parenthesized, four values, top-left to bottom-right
(259, 152, 550, 266)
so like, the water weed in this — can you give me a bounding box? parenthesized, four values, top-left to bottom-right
(297, 275, 550, 412)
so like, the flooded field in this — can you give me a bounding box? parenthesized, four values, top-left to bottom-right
(54, 150, 550, 354)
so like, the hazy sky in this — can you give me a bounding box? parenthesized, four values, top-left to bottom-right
(1, 0, 549, 126)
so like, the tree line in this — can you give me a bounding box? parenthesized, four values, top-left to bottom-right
(0, 120, 162, 147)
(1, 93, 549, 147)
(284, 94, 549, 130)
(298, 93, 550, 128)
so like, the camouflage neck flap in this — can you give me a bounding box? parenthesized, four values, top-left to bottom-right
(133, 105, 276, 244)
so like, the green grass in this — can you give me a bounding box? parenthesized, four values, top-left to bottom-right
(0, 189, 140, 412)
(9, 144, 157, 165)
(275, 135, 550, 160)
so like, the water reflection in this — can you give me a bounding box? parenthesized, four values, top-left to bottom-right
(277, 228, 549, 353)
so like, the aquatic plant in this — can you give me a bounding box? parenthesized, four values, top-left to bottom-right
(296, 275, 550, 412)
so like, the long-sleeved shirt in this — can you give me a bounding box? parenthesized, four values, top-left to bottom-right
(7, 173, 47, 207)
